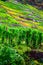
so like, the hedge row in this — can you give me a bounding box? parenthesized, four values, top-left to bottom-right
(0, 26, 43, 49)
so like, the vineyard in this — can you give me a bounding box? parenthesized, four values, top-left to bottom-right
(0, 0, 43, 65)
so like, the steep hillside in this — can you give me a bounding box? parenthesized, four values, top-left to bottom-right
(0, 1, 43, 31)
(0, 1, 43, 65)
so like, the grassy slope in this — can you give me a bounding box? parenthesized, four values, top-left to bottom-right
(0, 1, 43, 65)
(0, 1, 43, 31)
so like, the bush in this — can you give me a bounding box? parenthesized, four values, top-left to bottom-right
(0, 44, 25, 65)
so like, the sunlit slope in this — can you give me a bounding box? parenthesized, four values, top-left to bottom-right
(0, 1, 43, 31)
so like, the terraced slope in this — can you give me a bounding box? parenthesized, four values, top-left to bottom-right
(0, 1, 43, 65)
(0, 1, 43, 31)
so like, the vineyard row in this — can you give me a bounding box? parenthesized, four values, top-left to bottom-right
(0, 26, 43, 49)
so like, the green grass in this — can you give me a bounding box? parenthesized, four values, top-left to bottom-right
(0, 11, 20, 27)
(0, 1, 43, 31)
(1, 1, 43, 22)
(0, 1, 43, 65)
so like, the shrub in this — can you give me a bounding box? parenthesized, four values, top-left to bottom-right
(0, 44, 25, 65)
